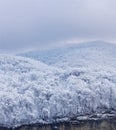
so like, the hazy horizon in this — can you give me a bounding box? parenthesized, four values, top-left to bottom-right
(0, 0, 116, 53)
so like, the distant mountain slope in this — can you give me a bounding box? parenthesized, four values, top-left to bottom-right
(19, 41, 116, 68)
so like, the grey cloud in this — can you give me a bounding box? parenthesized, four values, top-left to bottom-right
(0, 0, 116, 52)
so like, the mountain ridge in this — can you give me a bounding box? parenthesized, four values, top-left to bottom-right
(19, 41, 116, 68)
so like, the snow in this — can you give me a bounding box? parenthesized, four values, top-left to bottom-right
(19, 41, 116, 69)
(0, 41, 116, 128)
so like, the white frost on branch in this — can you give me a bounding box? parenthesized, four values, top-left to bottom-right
(0, 54, 116, 127)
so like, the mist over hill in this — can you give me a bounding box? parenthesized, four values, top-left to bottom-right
(19, 41, 116, 69)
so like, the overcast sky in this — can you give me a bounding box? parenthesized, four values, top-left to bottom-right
(0, 0, 116, 52)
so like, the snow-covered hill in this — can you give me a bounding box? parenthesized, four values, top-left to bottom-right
(0, 47, 116, 128)
(19, 41, 116, 69)
(0, 55, 63, 127)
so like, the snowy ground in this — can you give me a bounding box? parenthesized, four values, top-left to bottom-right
(0, 41, 116, 128)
